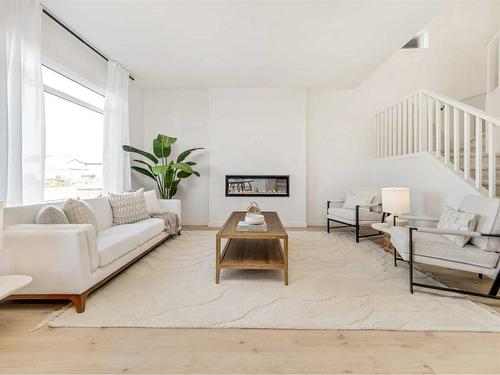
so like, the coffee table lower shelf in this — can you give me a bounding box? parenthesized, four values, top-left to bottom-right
(218, 238, 287, 284)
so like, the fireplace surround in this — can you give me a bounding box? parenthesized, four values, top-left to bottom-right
(225, 175, 289, 197)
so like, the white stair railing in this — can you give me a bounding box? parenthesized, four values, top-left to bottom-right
(375, 89, 500, 198)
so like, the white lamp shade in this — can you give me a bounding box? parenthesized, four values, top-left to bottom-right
(0, 200, 3, 250)
(381, 188, 411, 214)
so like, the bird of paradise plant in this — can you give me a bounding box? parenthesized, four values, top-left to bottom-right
(122, 134, 203, 199)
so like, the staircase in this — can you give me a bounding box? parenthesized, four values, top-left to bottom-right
(374, 89, 500, 198)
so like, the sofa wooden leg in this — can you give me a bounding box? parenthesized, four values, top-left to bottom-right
(70, 294, 87, 313)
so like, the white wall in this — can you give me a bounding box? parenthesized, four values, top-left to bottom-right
(461, 93, 486, 111)
(372, 153, 480, 218)
(143, 91, 209, 225)
(306, 89, 373, 225)
(208, 89, 307, 227)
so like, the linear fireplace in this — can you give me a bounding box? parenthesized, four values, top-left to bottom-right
(225, 175, 289, 197)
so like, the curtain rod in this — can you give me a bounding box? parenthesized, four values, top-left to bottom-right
(42, 8, 135, 81)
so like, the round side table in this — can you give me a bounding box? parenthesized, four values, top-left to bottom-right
(0, 275, 32, 301)
(371, 222, 393, 252)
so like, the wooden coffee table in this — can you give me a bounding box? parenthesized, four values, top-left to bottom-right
(216, 211, 288, 285)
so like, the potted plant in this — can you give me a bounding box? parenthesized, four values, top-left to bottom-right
(122, 135, 203, 207)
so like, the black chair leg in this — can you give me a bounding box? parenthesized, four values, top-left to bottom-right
(409, 227, 414, 294)
(488, 272, 500, 296)
(355, 205, 360, 243)
(327, 219, 330, 233)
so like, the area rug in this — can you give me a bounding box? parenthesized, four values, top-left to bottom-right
(46, 231, 500, 331)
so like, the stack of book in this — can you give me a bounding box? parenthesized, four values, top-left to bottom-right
(236, 221, 268, 232)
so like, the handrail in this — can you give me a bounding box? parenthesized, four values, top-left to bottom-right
(419, 89, 500, 126)
(376, 89, 500, 126)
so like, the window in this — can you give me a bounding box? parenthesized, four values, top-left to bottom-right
(42, 65, 105, 201)
(401, 30, 429, 50)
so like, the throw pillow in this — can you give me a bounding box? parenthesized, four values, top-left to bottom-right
(343, 193, 374, 213)
(35, 205, 69, 224)
(108, 188, 150, 225)
(144, 190, 161, 214)
(437, 206, 477, 247)
(62, 198, 98, 231)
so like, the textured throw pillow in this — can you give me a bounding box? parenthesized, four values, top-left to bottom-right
(437, 206, 477, 247)
(35, 205, 69, 224)
(343, 193, 374, 213)
(108, 188, 150, 225)
(144, 190, 161, 214)
(62, 198, 98, 231)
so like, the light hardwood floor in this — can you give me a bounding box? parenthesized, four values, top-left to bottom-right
(1, 227, 499, 374)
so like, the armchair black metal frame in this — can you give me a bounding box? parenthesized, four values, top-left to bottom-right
(327, 201, 386, 243)
(403, 227, 500, 300)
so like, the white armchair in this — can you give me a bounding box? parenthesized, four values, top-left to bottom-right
(327, 188, 385, 242)
(391, 195, 500, 300)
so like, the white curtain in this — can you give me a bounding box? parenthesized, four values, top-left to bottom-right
(0, 0, 45, 206)
(103, 60, 131, 193)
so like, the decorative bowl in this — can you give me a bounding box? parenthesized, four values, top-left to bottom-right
(245, 213, 265, 225)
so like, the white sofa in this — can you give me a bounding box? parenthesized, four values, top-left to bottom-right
(0, 196, 181, 312)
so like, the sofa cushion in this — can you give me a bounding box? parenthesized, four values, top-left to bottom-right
(390, 226, 499, 269)
(343, 193, 374, 213)
(85, 197, 114, 231)
(352, 187, 381, 212)
(458, 195, 500, 251)
(97, 218, 165, 266)
(328, 207, 382, 223)
(97, 232, 140, 267)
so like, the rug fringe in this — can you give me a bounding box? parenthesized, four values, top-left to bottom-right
(32, 303, 72, 332)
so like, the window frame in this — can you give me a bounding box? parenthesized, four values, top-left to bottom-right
(41, 59, 105, 115)
(41, 60, 106, 201)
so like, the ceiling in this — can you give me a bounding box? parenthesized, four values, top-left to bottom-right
(42, 0, 445, 89)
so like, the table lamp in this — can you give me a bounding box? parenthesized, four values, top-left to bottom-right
(381, 188, 411, 226)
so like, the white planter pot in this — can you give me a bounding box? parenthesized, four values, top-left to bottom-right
(158, 199, 181, 224)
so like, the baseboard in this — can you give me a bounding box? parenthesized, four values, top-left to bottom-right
(307, 220, 327, 226)
(181, 220, 210, 226)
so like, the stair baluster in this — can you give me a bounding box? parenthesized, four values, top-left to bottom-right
(375, 89, 500, 198)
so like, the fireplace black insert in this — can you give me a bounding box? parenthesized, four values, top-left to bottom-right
(225, 175, 289, 197)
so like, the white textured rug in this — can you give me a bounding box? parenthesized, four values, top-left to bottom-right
(48, 231, 500, 331)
